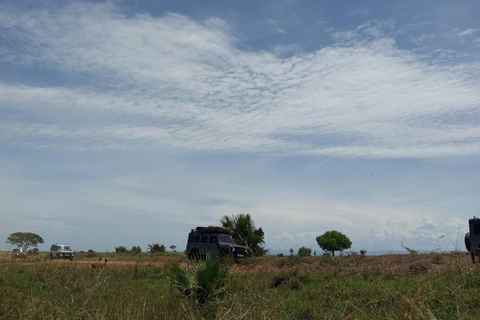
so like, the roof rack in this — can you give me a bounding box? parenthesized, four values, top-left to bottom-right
(195, 226, 231, 234)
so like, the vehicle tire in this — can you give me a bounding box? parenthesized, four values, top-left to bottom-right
(475, 246, 480, 257)
(188, 250, 200, 262)
(50, 254, 54, 260)
(465, 232, 471, 252)
(69, 257, 74, 261)
(219, 250, 229, 257)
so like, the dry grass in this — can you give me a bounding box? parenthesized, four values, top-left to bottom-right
(1, 251, 480, 319)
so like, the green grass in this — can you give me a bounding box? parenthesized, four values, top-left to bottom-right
(1, 254, 480, 319)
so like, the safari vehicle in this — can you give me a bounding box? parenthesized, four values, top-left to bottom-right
(12, 248, 27, 259)
(49, 244, 75, 260)
(465, 217, 480, 263)
(186, 226, 249, 261)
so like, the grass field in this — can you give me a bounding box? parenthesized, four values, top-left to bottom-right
(1, 251, 480, 319)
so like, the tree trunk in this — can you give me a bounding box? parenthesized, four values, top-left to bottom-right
(331, 250, 335, 256)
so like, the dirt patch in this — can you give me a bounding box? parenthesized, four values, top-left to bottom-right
(1, 252, 476, 276)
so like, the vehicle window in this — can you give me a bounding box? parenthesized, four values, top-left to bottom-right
(200, 235, 208, 243)
(189, 235, 200, 243)
(218, 234, 234, 244)
(60, 245, 71, 250)
(209, 236, 217, 243)
(474, 224, 480, 236)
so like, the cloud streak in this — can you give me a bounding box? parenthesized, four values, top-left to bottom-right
(1, 3, 480, 158)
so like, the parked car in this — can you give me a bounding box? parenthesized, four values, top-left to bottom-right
(12, 248, 27, 259)
(49, 244, 75, 260)
(185, 226, 249, 261)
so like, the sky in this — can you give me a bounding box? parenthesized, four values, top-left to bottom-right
(1, 0, 479, 255)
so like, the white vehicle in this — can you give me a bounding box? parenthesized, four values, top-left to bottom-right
(49, 244, 75, 260)
(12, 248, 27, 259)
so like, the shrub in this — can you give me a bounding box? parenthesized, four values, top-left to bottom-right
(148, 243, 166, 253)
(167, 252, 227, 304)
(115, 246, 128, 254)
(298, 246, 312, 257)
(131, 246, 142, 255)
(87, 249, 97, 258)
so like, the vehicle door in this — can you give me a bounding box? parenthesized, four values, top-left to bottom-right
(207, 235, 218, 254)
(199, 235, 209, 255)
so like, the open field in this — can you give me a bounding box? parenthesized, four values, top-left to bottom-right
(1, 251, 480, 319)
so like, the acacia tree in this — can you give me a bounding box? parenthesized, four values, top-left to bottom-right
(316, 230, 352, 256)
(5, 232, 44, 251)
(220, 213, 265, 256)
(298, 246, 312, 257)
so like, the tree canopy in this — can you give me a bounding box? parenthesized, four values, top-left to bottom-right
(316, 230, 352, 256)
(220, 213, 265, 256)
(6, 232, 44, 251)
(297, 246, 312, 257)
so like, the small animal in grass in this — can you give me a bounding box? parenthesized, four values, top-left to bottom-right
(91, 257, 108, 269)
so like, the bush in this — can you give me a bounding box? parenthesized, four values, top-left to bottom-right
(148, 243, 166, 253)
(167, 252, 227, 304)
(115, 246, 129, 254)
(87, 249, 97, 258)
(298, 246, 312, 257)
(131, 246, 142, 255)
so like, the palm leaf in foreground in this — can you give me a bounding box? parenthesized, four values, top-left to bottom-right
(167, 252, 227, 304)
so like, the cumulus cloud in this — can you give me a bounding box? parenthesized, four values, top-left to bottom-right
(0, 3, 479, 158)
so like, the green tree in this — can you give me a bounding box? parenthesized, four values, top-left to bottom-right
(297, 246, 312, 257)
(131, 246, 142, 254)
(148, 243, 165, 253)
(220, 213, 265, 256)
(169, 245, 177, 252)
(5, 232, 44, 251)
(316, 231, 352, 256)
(114, 246, 128, 253)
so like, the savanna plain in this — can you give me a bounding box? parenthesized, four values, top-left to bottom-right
(2, 251, 480, 320)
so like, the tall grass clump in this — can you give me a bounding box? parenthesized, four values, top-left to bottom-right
(167, 252, 227, 304)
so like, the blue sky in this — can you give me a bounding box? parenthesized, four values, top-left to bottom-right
(1, 0, 479, 254)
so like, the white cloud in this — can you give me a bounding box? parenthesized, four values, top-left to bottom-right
(0, 3, 479, 160)
(457, 28, 479, 37)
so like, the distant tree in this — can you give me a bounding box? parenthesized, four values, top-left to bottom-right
(316, 231, 352, 256)
(5, 232, 44, 251)
(360, 250, 367, 256)
(115, 246, 129, 253)
(298, 246, 312, 257)
(131, 246, 142, 254)
(220, 213, 265, 256)
(289, 248, 294, 255)
(87, 249, 96, 258)
(148, 243, 166, 253)
(169, 245, 177, 252)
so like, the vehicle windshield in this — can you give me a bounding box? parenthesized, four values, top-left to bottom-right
(59, 245, 71, 250)
(218, 234, 234, 244)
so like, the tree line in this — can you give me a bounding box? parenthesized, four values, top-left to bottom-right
(5, 214, 354, 257)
